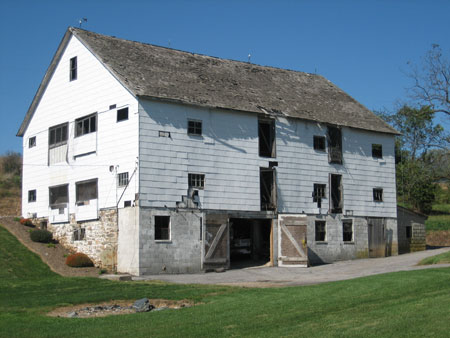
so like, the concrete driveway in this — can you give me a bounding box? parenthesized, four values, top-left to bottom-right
(133, 247, 450, 287)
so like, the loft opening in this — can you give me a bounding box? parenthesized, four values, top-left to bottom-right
(327, 126, 342, 164)
(70, 56, 77, 81)
(330, 174, 343, 213)
(258, 119, 276, 157)
(260, 167, 276, 211)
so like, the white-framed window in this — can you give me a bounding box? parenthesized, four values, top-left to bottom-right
(187, 119, 202, 136)
(155, 216, 170, 241)
(28, 189, 36, 203)
(118, 172, 129, 187)
(49, 184, 69, 207)
(28, 136, 36, 148)
(117, 107, 129, 122)
(76, 179, 98, 203)
(188, 173, 205, 189)
(75, 113, 97, 137)
(70, 56, 77, 81)
(48, 123, 68, 148)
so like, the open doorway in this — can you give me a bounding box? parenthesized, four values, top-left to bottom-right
(229, 218, 272, 269)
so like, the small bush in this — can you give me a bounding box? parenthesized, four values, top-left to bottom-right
(20, 218, 34, 227)
(65, 252, 94, 267)
(13, 217, 21, 222)
(30, 229, 53, 243)
(47, 243, 56, 248)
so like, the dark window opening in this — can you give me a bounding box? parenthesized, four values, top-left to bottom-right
(49, 123, 68, 148)
(28, 190, 36, 203)
(188, 119, 202, 136)
(117, 108, 129, 122)
(313, 183, 326, 208)
(327, 126, 342, 164)
(75, 113, 97, 137)
(258, 119, 276, 157)
(49, 184, 69, 206)
(124, 200, 132, 207)
(343, 219, 353, 242)
(155, 216, 170, 240)
(109, 104, 117, 110)
(314, 135, 326, 151)
(315, 220, 326, 241)
(118, 172, 129, 187)
(330, 174, 343, 213)
(406, 226, 412, 239)
(40, 221, 47, 230)
(260, 168, 276, 210)
(373, 188, 383, 202)
(188, 173, 205, 189)
(372, 144, 383, 158)
(70, 56, 77, 81)
(73, 228, 85, 241)
(76, 179, 98, 202)
(29, 136, 36, 148)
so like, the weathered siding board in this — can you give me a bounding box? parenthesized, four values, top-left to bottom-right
(22, 35, 139, 218)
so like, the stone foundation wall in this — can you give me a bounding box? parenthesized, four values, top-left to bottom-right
(46, 208, 118, 270)
(397, 206, 427, 254)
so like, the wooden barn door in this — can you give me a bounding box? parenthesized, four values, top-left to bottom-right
(278, 215, 308, 267)
(203, 214, 229, 270)
(368, 218, 386, 258)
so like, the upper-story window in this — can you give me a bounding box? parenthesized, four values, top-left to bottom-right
(189, 173, 205, 189)
(313, 135, 326, 151)
(258, 119, 276, 157)
(327, 126, 342, 164)
(118, 172, 129, 187)
(75, 113, 97, 137)
(28, 136, 36, 148)
(117, 107, 129, 122)
(76, 179, 98, 203)
(372, 144, 383, 158)
(49, 123, 68, 148)
(373, 188, 383, 202)
(188, 119, 202, 136)
(70, 56, 77, 81)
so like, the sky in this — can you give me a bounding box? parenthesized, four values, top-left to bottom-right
(0, 0, 449, 155)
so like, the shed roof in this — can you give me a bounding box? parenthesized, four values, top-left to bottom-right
(18, 27, 399, 136)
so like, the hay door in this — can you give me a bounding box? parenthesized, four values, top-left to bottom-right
(368, 218, 386, 258)
(203, 214, 229, 270)
(278, 215, 308, 267)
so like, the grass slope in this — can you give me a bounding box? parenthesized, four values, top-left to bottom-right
(419, 251, 450, 265)
(1, 225, 450, 337)
(426, 204, 450, 232)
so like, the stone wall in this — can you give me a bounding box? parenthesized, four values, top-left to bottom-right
(47, 208, 118, 270)
(398, 206, 427, 254)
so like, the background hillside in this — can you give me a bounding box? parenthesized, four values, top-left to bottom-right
(0, 152, 21, 216)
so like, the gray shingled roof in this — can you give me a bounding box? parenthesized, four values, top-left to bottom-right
(18, 27, 398, 136)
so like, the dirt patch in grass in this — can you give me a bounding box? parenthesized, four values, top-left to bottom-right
(47, 299, 195, 318)
(427, 230, 450, 247)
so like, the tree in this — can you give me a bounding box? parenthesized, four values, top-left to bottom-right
(407, 44, 450, 116)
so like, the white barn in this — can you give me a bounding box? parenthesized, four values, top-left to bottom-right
(18, 28, 399, 274)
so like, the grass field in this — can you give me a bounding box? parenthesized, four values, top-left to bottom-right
(426, 204, 450, 232)
(1, 225, 450, 337)
(419, 251, 450, 265)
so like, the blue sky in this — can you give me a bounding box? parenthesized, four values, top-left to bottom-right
(0, 0, 449, 155)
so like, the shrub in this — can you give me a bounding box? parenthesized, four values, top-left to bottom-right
(30, 229, 53, 243)
(65, 252, 94, 267)
(13, 217, 21, 222)
(20, 218, 34, 227)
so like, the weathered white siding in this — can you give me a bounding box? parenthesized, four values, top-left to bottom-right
(139, 100, 396, 217)
(22, 35, 139, 219)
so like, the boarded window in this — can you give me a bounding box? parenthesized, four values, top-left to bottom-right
(260, 167, 276, 210)
(49, 123, 68, 148)
(330, 174, 343, 213)
(373, 188, 383, 202)
(313, 136, 326, 151)
(70, 56, 77, 81)
(29, 136, 36, 148)
(118, 172, 129, 187)
(188, 119, 202, 136)
(73, 228, 85, 241)
(76, 179, 98, 202)
(406, 226, 412, 239)
(315, 220, 326, 241)
(343, 219, 353, 242)
(372, 144, 383, 158)
(188, 173, 205, 189)
(75, 113, 97, 137)
(258, 119, 276, 157)
(155, 216, 170, 240)
(117, 108, 129, 122)
(49, 184, 68, 206)
(28, 189, 36, 203)
(327, 126, 342, 164)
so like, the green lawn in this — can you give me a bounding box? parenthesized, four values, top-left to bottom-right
(419, 251, 450, 265)
(1, 225, 450, 337)
(426, 204, 450, 231)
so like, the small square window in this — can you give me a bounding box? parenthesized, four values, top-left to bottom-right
(29, 136, 36, 148)
(159, 131, 171, 138)
(188, 120, 202, 136)
(188, 173, 205, 189)
(124, 200, 132, 207)
(70, 56, 77, 81)
(373, 188, 383, 202)
(372, 144, 383, 158)
(315, 220, 326, 242)
(73, 228, 85, 241)
(118, 172, 129, 187)
(28, 190, 36, 203)
(117, 108, 129, 122)
(313, 136, 326, 151)
(109, 104, 117, 110)
(343, 220, 353, 242)
(155, 216, 170, 241)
